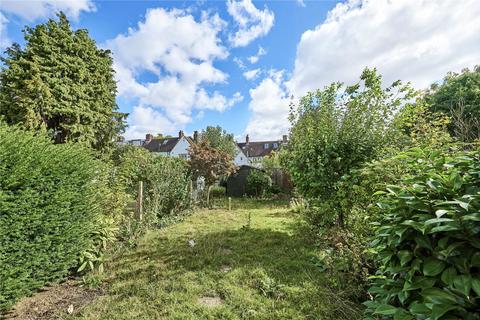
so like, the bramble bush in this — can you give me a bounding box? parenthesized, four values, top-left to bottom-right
(365, 146, 480, 320)
(0, 124, 105, 310)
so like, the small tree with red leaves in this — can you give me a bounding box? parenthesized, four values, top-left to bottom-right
(188, 141, 237, 206)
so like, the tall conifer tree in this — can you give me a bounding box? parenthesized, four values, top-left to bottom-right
(0, 12, 126, 153)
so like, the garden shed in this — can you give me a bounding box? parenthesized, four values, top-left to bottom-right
(226, 165, 262, 197)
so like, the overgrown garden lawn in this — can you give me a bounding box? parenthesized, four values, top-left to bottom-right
(73, 199, 361, 319)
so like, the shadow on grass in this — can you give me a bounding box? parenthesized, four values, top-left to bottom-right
(105, 226, 362, 319)
(113, 228, 315, 277)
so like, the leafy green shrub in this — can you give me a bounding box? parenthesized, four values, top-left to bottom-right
(112, 145, 191, 225)
(365, 146, 480, 320)
(425, 66, 480, 141)
(0, 125, 103, 310)
(77, 163, 129, 272)
(284, 68, 415, 209)
(211, 185, 226, 198)
(246, 170, 272, 197)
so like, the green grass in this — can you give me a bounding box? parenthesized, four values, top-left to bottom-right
(74, 199, 362, 319)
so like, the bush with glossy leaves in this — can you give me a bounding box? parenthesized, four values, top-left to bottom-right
(365, 146, 480, 320)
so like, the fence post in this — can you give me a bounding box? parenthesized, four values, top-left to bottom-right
(228, 197, 232, 211)
(189, 179, 193, 202)
(136, 181, 143, 221)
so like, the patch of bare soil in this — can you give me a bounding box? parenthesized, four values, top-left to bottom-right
(3, 279, 103, 320)
(197, 296, 224, 308)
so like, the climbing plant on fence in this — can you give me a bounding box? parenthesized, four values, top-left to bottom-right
(365, 146, 480, 320)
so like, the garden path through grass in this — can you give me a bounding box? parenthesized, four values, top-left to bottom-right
(74, 200, 361, 319)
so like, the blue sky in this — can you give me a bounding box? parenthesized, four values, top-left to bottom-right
(1, 0, 479, 141)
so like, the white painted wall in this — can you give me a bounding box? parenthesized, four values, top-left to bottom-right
(170, 136, 192, 159)
(249, 157, 263, 168)
(234, 146, 250, 166)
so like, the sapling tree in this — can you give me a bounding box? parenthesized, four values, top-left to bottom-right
(283, 67, 415, 226)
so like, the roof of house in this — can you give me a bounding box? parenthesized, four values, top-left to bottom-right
(143, 136, 193, 153)
(237, 140, 284, 158)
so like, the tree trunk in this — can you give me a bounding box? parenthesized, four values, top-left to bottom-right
(206, 185, 212, 208)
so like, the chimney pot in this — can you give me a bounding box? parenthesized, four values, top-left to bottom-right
(282, 135, 288, 143)
(246, 134, 250, 144)
(193, 130, 199, 143)
(179, 130, 184, 138)
(145, 133, 153, 142)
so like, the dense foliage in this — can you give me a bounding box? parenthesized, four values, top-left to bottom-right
(425, 66, 480, 141)
(0, 124, 103, 310)
(0, 13, 126, 153)
(365, 147, 480, 320)
(262, 150, 283, 175)
(284, 68, 414, 225)
(200, 125, 237, 157)
(188, 141, 236, 187)
(113, 145, 192, 223)
(246, 170, 272, 197)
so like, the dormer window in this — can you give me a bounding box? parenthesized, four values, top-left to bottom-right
(273, 143, 278, 148)
(264, 143, 269, 149)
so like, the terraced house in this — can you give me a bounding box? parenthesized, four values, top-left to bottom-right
(126, 131, 288, 167)
(237, 134, 288, 168)
(143, 131, 194, 159)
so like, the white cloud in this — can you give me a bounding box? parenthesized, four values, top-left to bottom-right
(107, 8, 242, 138)
(233, 56, 246, 70)
(243, 68, 260, 80)
(247, 45, 266, 64)
(288, 0, 480, 96)
(244, 71, 290, 140)
(297, 0, 306, 8)
(227, 0, 274, 47)
(0, 0, 95, 21)
(124, 106, 175, 140)
(0, 12, 10, 49)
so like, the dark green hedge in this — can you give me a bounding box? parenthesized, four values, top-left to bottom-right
(0, 125, 101, 311)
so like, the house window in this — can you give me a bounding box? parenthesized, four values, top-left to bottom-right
(264, 143, 269, 149)
(273, 143, 278, 148)
(179, 154, 187, 159)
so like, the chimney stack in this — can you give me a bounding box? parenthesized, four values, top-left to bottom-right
(145, 133, 153, 143)
(282, 135, 288, 143)
(179, 130, 184, 138)
(193, 130, 199, 143)
(246, 134, 250, 144)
